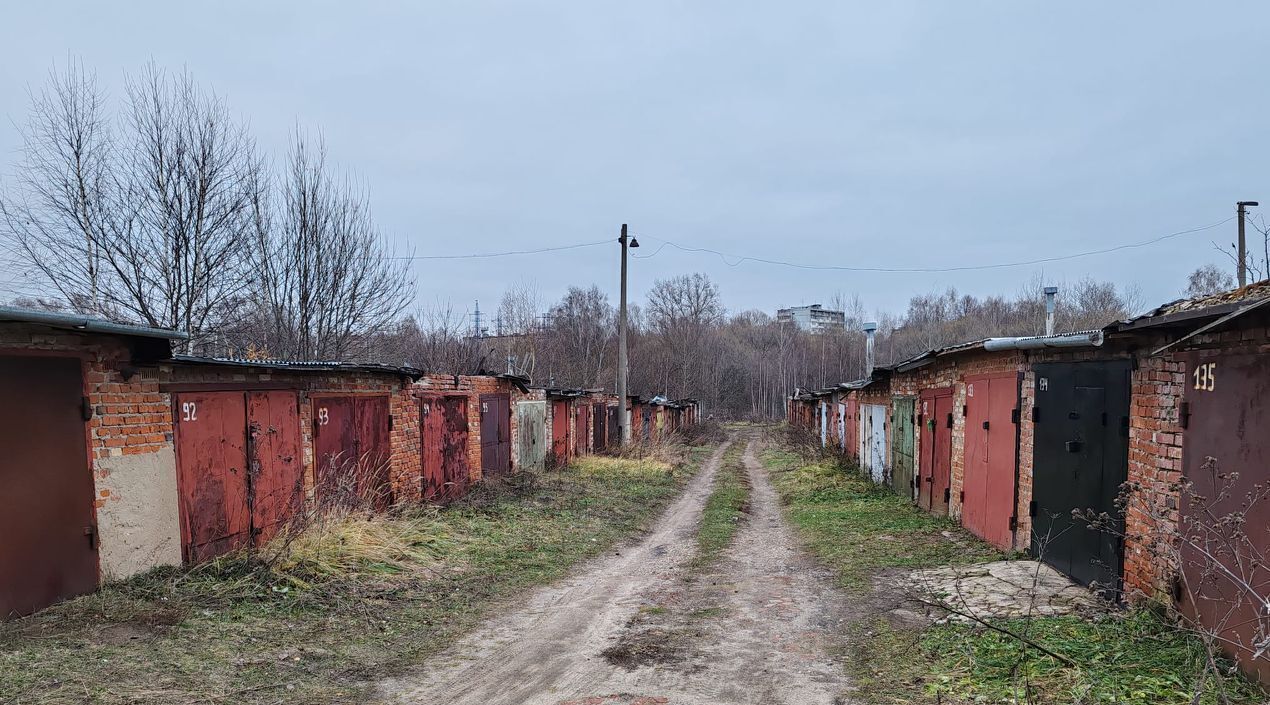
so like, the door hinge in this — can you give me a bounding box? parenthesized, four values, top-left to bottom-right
(1179, 401, 1190, 429)
(946, 412, 953, 429)
(962, 404, 968, 417)
(81, 396, 93, 421)
(1101, 412, 1108, 426)
(918, 414, 924, 427)
(982, 420, 990, 430)
(959, 490, 965, 503)
(1029, 500, 1038, 517)
(1011, 408, 1020, 424)
(388, 416, 394, 431)
(1032, 406, 1040, 423)
(944, 487, 951, 503)
(1009, 516, 1018, 531)
(84, 525, 97, 549)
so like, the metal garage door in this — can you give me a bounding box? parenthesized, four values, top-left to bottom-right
(860, 404, 888, 484)
(174, 390, 303, 563)
(918, 387, 954, 516)
(1031, 361, 1130, 591)
(592, 403, 607, 452)
(312, 395, 392, 510)
(550, 399, 571, 466)
(1177, 351, 1270, 682)
(962, 373, 1020, 550)
(0, 355, 98, 618)
(891, 397, 916, 499)
(421, 395, 469, 501)
(517, 400, 547, 471)
(480, 393, 511, 477)
(575, 403, 590, 455)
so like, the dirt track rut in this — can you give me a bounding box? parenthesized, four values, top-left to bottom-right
(378, 433, 853, 705)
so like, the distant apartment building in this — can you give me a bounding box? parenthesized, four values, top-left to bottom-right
(776, 304, 845, 333)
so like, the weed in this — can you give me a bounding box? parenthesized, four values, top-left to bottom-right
(693, 444, 749, 568)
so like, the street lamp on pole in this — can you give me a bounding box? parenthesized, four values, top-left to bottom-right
(617, 224, 639, 445)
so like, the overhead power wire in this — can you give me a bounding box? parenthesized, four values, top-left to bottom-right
(389, 239, 610, 260)
(630, 216, 1236, 273)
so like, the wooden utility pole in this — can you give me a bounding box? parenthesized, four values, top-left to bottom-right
(616, 224, 633, 445)
(1237, 201, 1259, 288)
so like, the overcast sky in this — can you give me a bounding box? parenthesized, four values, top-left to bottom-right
(2, 2, 1266, 322)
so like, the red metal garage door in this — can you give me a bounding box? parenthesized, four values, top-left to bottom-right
(480, 393, 511, 477)
(313, 395, 392, 510)
(1178, 352, 1270, 683)
(421, 395, 470, 501)
(919, 387, 954, 516)
(247, 391, 303, 543)
(551, 399, 571, 465)
(174, 390, 302, 563)
(961, 373, 1020, 550)
(0, 355, 98, 618)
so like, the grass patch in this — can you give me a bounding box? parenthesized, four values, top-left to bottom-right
(0, 453, 702, 705)
(693, 444, 750, 567)
(763, 442, 1266, 705)
(912, 609, 1266, 705)
(763, 447, 999, 592)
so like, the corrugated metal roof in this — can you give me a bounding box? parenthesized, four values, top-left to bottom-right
(1114, 280, 1270, 331)
(0, 306, 188, 341)
(170, 355, 423, 378)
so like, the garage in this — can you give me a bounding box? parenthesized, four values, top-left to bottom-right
(480, 393, 511, 477)
(843, 395, 859, 461)
(312, 394, 392, 510)
(591, 402, 607, 452)
(1030, 361, 1130, 591)
(575, 402, 590, 455)
(550, 398, 572, 465)
(173, 389, 303, 563)
(0, 355, 98, 618)
(517, 400, 547, 471)
(961, 372, 1020, 550)
(860, 404, 887, 484)
(890, 397, 916, 499)
(1177, 351, 1270, 682)
(917, 387, 954, 516)
(421, 395, 469, 501)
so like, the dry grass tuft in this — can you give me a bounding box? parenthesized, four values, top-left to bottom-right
(264, 510, 451, 588)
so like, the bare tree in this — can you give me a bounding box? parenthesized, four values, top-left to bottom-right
(495, 279, 543, 377)
(0, 62, 262, 348)
(249, 132, 413, 360)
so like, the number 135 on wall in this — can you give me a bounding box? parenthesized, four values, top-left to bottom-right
(1193, 362, 1216, 392)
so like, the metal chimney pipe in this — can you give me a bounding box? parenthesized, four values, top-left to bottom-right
(863, 321, 878, 376)
(1043, 286, 1058, 336)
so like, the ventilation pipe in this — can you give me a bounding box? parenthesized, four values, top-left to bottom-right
(863, 321, 878, 376)
(1043, 286, 1058, 336)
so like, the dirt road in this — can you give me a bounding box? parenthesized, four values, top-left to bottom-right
(378, 433, 853, 705)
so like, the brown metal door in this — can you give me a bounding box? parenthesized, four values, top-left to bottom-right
(0, 355, 98, 618)
(1179, 352, 1270, 683)
(355, 396, 392, 509)
(551, 400, 570, 464)
(246, 391, 303, 545)
(918, 387, 954, 515)
(575, 403, 590, 455)
(962, 374, 1019, 549)
(441, 395, 470, 497)
(312, 396, 357, 506)
(174, 391, 251, 563)
(480, 393, 511, 477)
(592, 403, 607, 451)
(845, 397, 859, 460)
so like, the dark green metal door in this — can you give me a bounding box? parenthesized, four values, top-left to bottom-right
(891, 397, 916, 499)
